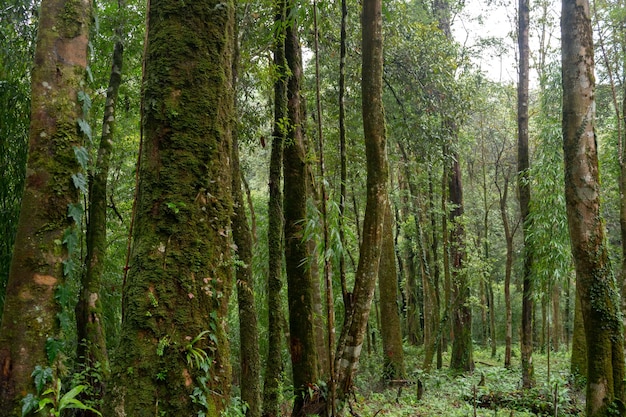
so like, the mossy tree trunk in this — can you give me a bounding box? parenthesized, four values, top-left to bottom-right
(379, 199, 405, 381)
(108, 1, 235, 415)
(0, 0, 91, 414)
(283, 3, 319, 414)
(335, 0, 388, 399)
(75, 35, 124, 407)
(262, 1, 287, 415)
(448, 158, 474, 373)
(232, 43, 262, 416)
(561, 0, 626, 414)
(570, 293, 587, 378)
(518, 0, 535, 390)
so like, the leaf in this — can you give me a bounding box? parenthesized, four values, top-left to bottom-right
(73, 146, 89, 170)
(71, 172, 88, 193)
(21, 393, 38, 415)
(77, 119, 92, 141)
(77, 90, 91, 114)
(62, 227, 79, 254)
(67, 203, 84, 225)
(45, 338, 64, 363)
(31, 365, 53, 394)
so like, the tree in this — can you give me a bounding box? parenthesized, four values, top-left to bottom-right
(561, 0, 626, 414)
(263, 1, 287, 415)
(335, 0, 389, 399)
(0, 0, 91, 413)
(107, 0, 235, 414)
(379, 199, 405, 381)
(517, 0, 534, 389)
(282, 1, 319, 414)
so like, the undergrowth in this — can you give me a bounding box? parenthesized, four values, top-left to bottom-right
(345, 345, 584, 416)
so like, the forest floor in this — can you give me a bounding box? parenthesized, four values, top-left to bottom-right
(344, 345, 584, 417)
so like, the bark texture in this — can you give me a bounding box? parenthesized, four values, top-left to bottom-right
(108, 1, 235, 415)
(335, 0, 388, 399)
(262, 2, 287, 415)
(283, 3, 319, 415)
(76, 38, 123, 404)
(0, 0, 91, 414)
(518, 0, 534, 389)
(562, 0, 626, 414)
(379, 199, 405, 381)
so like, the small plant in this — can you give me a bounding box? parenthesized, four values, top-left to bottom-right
(21, 369, 102, 417)
(185, 330, 212, 369)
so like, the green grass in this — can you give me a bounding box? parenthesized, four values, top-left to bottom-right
(346, 345, 584, 416)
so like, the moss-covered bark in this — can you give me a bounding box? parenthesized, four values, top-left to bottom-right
(562, 0, 626, 414)
(283, 4, 319, 415)
(75, 38, 123, 408)
(232, 130, 261, 417)
(108, 1, 235, 415)
(448, 158, 474, 373)
(335, 0, 389, 400)
(0, 0, 90, 414)
(379, 200, 405, 381)
(262, 2, 287, 416)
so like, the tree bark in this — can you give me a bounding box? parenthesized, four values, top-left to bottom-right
(562, 0, 626, 413)
(76, 36, 123, 407)
(262, 3, 287, 416)
(232, 55, 262, 416)
(108, 1, 235, 414)
(379, 199, 405, 381)
(0, 0, 91, 414)
(283, 3, 319, 414)
(335, 0, 388, 399)
(518, 0, 534, 389)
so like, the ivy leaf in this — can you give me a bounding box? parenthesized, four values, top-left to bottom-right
(62, 228, 79, 254)
(31, 365, 53, 394)
(55, 283, 73, 307)
(77, 119, 92, 142)
(45, 338, 64, 363)
(73, 146, 89, 170)
(78, 90, 92, 114)
(67, 203, 84, 225)
(21, 393, 38, 415)
(71, 173, 88, 193)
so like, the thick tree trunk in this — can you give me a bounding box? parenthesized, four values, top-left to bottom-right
(262, 3, 287, 416)
(0, 0, 91, 414)
(518, 0, 534, 389)
(108, 1, 235, 415)
(335, 0, 388, 399)
(283, 4, 319, 415)
(379, 199, 405, 381)
(562, 0, 626, 413)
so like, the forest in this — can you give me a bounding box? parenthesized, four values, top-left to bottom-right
(1, 0, 626, 416)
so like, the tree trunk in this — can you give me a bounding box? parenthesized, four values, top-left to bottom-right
(263, 2, 287, 416)
(449, 157, 474, 373)
(108, 1, 235, 414)
(232, 45, 262, 415)
(562, 0, 626, 413)
(551, 283, 560, 352)
(283, 4, 319, 414)
(335, 0, 388, 399)
(379, 199, 405, 381)
(498, 174, 514, 368)
(76, 36, 123, 407)
(570, 291, 587, 377)
(518, 0, 534, 389)
(0, 0, 91, 413)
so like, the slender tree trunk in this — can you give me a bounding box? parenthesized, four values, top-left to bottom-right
(379, 199, 405, 381)
(263, 3, 287, 416)
(562, 0, 626, 413)
(518, 0, 534, 389)
(338, 0, 349, 325)
(0, 0, 91, 414)
(232, 36, 262, 415)
(76, 35, 123, 408)
(570, 291, 587, 377)
(335, 0, 388, 399)
(552, 283, 560, 352)
(449, 157, 474, 373)
(108, 0, 235, 414)
(283, 3, 319, 414)
(497, 175, 514, 368)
